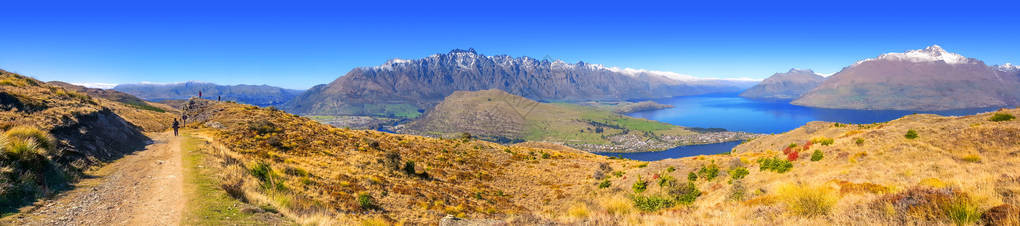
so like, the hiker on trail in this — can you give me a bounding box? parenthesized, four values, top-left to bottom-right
(217, 96, 221, 101)
(172, 119, 180, 136)
(182, 114, 188, 127)
(199, 91, 203, 98)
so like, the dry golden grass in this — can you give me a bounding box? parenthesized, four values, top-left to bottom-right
(173, 90, 1020, 225)
(180, 98, 625, 224)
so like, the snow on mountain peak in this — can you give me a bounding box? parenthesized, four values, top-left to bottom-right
(997, 63, 1020, 71)
(855, 45, 971, 65)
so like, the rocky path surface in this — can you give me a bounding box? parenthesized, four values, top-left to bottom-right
(3, 132, 185, 226)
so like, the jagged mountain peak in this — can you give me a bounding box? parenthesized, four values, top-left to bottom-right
(996, 62, 1020, 72)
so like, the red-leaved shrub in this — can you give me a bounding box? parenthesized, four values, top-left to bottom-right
(787, 151, 799, 161)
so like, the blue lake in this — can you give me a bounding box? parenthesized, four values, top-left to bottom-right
(594, 93, 1002, 161)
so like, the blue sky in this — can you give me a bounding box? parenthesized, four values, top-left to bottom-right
(2, 0, 1018, 90)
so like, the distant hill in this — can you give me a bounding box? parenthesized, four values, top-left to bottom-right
(792, 45, 1020, 110)
(399, 89, 756, 152)
(113, 81, 303, 107)
(284, 48, 756, 117)
(739, 68, 825, 100)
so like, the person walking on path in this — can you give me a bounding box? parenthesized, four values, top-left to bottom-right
(182, 114, 188, 127)
(172, 118, 180, 136)
(199, 91, 202, 98)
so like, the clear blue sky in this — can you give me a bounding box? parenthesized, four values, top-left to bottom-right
(2, 0, 1018, 90)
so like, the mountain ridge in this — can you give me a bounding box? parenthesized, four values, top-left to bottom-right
(114, 81, 303, 107)
(283, 49, 757, 117)
(792, 45, 1020, 110)
(739, 68, 826, 100)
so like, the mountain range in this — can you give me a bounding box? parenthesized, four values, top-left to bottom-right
(113, 81, 303, 107)
(739, 68, 826, 100)
(283, 49, 756, 117)
(792, 45, 1020, 110)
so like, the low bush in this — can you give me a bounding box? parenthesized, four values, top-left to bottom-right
(657, 174, 676, 187)
(812, 137, 834, 146)
(666, 166, 675, 172)
(758, 157, 793, 173)
(697, 163, 719, 180)
(632, 195, 674, 212)
(777, 183, 839, 217)
(687, 172, 697, 181)
(873, 187, 983, 225)
(787, 151, 799, 161)
(989, 112, 1015, 122)
(855, 137, 865, 146)
(729, 167, 749, 180)
(632, 176, 648, 193)
(357, 193, 377, 210)
(599, 180, 611, 189)
(810, 150, 824, 161)
(4, 126, 55, 151)
(905, 129, 918, 139)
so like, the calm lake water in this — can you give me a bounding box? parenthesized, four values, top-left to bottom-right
(594, 93, 1001, 161)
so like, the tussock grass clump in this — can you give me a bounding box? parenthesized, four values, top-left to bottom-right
(989, 112, 1015, 122)
(960, 154, 981, 163)
(777, 183, 838, 217)
(567, 203, 590, 219)
(872, 187, 983, 225)
(0, 126, 59, 212)
(811, 137, 834, 146)
(600, 195, 634, 215)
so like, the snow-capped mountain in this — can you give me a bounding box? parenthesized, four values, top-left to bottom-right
(739, 68, 826, 100)
(792, 45, 1020, 110)
(285, 48, 756, 116)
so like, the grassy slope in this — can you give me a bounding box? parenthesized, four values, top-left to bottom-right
(408, 89, 693, 146)
(180, 98, 630, 224)
(184, 93, 1018, 225)
(181, 134, 292, 225)
(586, 108, 1020, 225)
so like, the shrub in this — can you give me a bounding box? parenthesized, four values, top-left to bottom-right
(905, 129, 918, 139)
(657, 174, 676, 187)
(357, 193, 377, 210)
(249, 162, 285, 191)
(811, 150, 824, 161)
(541, 152, 551, 159)
(787, 151, 799, 161)
(758, 157, 793, 173)
(666, 166, 675, 172)
(403, 160, 416, 175)
(599, 180, 611, 189)
(632, 176, 648, 193)
(777, 183, 839, 217)
(812, 137, 834, 146)
(729, 180, 747, 201)
(697, 163, 719, 180)
(668, 182, 701, 205)
(989, 112, 1015, 122)
(632, 195, 674, 212)
(855, 137, 865, 146)
(636, 163, 648, 168)
(612, 171, 624, 177)
(729, 167, 749, 181)
(688, 172, 697, 181)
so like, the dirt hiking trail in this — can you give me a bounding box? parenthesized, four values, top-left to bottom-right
(3, 131, 185, 225)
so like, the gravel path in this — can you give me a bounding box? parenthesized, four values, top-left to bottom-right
(3, 131, 185, 225)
